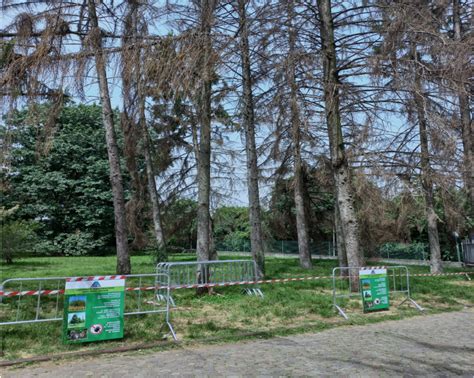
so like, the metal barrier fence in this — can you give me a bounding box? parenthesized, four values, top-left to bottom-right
(0, 273, 176, 340)
(332, 266, 423, 320)
(156, 259, 263, 304)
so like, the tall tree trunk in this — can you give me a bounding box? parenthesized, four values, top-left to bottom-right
(123, 0, 166, 250)
(453, 0, 474, 236)
(412, 46, 443, 273)
(121, 2, 146, 250)
(317, 0, 361, 287)
(121, 111, 145, 249)
(139, 97, 166, 249)
(88, 0, 130, 274)
(195, 0, 215, 294)
(287, 0, 312, 269)
(238, 0, 265, 278)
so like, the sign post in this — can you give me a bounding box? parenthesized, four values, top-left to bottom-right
(63, 276, 125, 343)
(359, 268, 389, 312)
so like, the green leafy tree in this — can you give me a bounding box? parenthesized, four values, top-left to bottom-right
(2, 104, 116, 256)
(213, 207, 250, 251)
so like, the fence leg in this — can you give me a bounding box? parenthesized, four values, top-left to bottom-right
(399, 296, 423, 312)
(335, 305, 349, 320)
(159, 321, 178, 341)
(409, 298, 424, 311)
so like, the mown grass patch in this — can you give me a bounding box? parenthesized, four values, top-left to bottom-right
(1, 254, 472, 360)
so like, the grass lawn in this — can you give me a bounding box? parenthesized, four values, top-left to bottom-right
(1, 254, 473, 360)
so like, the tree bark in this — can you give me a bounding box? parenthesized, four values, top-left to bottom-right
(287, 0, 312, 269)
(238, 0, 265, 278)
(317, 0, 362, 287)
(195, 0, 216, 294)
(122, 1, 146, 250)
(453, 0, 474, 236)
(139, 97, 166, 249)
(209, 216, 218, 261)
(88, 0, 130, 274)
(412, 45, 443, 274)
(335, 203, 348, 274)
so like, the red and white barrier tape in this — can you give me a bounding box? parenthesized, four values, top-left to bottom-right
(1, 272, 471, 297)
(0, 289, 65, 297)
(65, 275, 126, 282)
(412, 272, 472, 277)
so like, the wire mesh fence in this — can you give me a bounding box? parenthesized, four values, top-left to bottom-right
(216, 240, 461, 263)
(214, 240, 336, 256)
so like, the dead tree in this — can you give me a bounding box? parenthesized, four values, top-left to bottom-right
(87, 0, 130, 273)
(196, 0, 216, 265)
(411, 44, 443, 273)
(237, 0, 265, 277)
(317, 0, 363, 285)
(452, 0, 473, 235)
(287, 0, 312, 269)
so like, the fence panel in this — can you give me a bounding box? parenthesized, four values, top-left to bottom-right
(156, 259, 263, 302)
(0, 273, 176, 340)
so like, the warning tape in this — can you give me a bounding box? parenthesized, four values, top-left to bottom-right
(0, 289, 65, 297)
(412, 272, 471, 277)
(65, 275, 126, 282)
(1, 272, 472, 297)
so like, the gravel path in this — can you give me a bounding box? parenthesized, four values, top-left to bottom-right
(4, 308, 474, 377)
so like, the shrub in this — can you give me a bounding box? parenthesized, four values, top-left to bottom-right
(59, 232, 108, 256)
(0, 220, 38, 263)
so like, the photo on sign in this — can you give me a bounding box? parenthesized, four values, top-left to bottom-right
(67, 328, 87, 341)
(68, 295, 86, 311)
(363, 290, 372, 299)
(67, 312, 86, 328)
(361, 279, 371, 290)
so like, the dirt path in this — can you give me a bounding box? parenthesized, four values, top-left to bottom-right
(4, 308, 474, 377)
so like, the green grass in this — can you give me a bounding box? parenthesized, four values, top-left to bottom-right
(1, 254, 473, 360)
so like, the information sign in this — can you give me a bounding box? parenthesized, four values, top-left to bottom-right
(359, 268, 389, 312)
(63, 276, 125, 343)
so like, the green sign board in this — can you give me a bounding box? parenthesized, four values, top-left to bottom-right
(359, 268, 389, 312)
(63, 276, 125, 343)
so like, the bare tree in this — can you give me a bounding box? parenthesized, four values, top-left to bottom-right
(121, 0, 166, 250)
(452, 0, 473, 236)
(237, 0, 265, 277)
(317, 0, 363, 284)
(411, 44, 442, 273)
(87, 0, 130, 273)
(121, 0, 147, 250)
(287, 0, 312, 269)
(196, 0, 217, 271)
